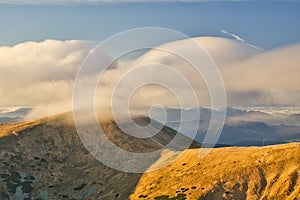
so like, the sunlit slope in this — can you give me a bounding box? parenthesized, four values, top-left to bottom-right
(131, 143, 300, 200)
(0, 113, 201, 199)
(0, 120, 39, 137)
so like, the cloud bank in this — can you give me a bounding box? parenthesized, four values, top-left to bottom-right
(0, 39, 95, 118)
(131, 37, 300, 108)
(0, 37, 299, 119)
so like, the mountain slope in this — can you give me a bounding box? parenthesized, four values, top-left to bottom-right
(0, 113, 200, 200)
(1, 113, 299, 200)
(131, 143, 300, 200)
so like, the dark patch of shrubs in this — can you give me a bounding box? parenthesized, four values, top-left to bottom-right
(138, 194, 148, 198)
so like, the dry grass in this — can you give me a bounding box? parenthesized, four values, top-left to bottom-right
(0, 120, 40, 137)
(131, 143, 300, 200)
(1, 114, 299, 199)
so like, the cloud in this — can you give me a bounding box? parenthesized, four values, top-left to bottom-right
(1, 37, 300, 120)
(223, 42, 300, 106)
(0, 39, 95, 118)
(128, 37, 300, 107)
(220, 29, 265, 52)
(220, 29, 245, 43)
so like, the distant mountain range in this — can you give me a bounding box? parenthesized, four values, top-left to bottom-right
(1, 106, 300, 147)
(0, 107, 31, 123)
(151, 107, 300, 146)
(0, 117, 22, 123)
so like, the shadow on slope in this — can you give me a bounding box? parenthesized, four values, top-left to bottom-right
(0, 113, 201, 199)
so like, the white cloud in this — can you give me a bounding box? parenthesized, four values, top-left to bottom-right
(1, 37, 299, 120)
(0, 39, 95, 118)
(220, 29, 245, 43)
(220, 29, 265, 52)
(223, 42, 300, 106)
(128, 37, 300, 107)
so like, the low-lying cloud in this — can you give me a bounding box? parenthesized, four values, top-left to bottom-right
(0, 39, 94, 118)
(0, 37, 299, 120)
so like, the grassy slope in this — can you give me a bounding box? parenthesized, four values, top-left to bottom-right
(0, 120, 39, 137)
(0, 113, 200, 199)
(1, 114, 299, 200)
(131, 143, 300, 200)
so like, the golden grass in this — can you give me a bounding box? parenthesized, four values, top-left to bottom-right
(0, 120, 40, 137)
(131, 143, 300, 200)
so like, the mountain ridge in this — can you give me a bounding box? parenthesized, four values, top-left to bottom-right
(0, 112, 201, 199)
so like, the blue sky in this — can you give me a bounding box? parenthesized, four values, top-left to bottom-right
(0, 1, 300, 49)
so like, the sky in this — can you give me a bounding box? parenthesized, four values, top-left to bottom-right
(0, 1, 300, 49)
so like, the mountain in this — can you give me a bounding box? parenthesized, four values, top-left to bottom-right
(0, 117, 22, 123)
(150, 107, 300, 146)
(0, 113, 201, 199)
(0, 107, 32, 123)
(131, 143, 300, 200)
(286, 114, 300, 126)
(0, 113, 299, 199)
(0, 107, 31, 118)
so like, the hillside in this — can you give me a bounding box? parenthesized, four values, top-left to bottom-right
(131, 143, 300, 200)
(1, 114, 299, 200)
(0, 113, 200, 199)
